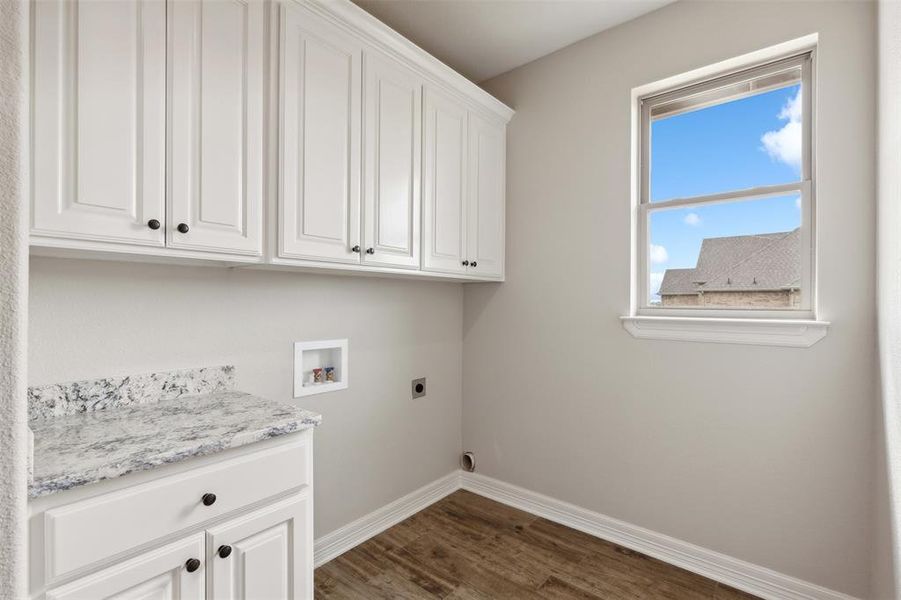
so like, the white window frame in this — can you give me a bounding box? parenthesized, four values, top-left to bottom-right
(635, 51, 816, 321)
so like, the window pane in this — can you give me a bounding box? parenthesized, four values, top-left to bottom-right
(650, 84, 801, 202)
(648, 194, 802, 308)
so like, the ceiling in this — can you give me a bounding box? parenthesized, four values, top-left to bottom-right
(352, 0, 675, 83)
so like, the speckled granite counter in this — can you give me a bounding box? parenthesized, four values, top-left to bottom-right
(28, 367, 321, 498)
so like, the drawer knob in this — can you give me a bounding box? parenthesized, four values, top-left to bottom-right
(185, 558, 201, 573)
(201, 493, 217, 506)
(177, 223, 189, 234)
(462, 260, 469, 266)
(365, 247, 374, 255)
(470, 261, 477, 267)
(218, 545, 233, 559)
(351, 245, 361, 253)
(147, 219, 161, 230)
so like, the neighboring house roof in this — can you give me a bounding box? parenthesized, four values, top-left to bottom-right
(659, 229, 800, 295)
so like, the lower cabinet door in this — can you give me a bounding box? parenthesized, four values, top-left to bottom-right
(207, 493, 312, 600)
(46, 534, 205, 600)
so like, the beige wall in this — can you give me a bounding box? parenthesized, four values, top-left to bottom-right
(466, 1, 877, 596)
(28, 257, 464, 538)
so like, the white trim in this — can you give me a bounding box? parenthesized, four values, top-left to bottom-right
(620, 316, 829, 347)
(459, 472, 858, 600)
(313, 471, 461, 567)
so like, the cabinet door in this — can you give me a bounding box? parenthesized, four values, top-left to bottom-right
(167, 0, 265, 256)
(208, 493, 312, 600)
(422, 88, 468, 275)
(467, 113, 506, 279)
(46, 535, 204, 600)
(361, 51, 422, 269)
(279, 3, 362, 264)
(32, 0, 166, 246)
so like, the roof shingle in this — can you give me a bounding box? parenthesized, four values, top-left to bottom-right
(658, 229, 800, 296)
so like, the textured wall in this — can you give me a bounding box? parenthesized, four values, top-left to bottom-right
(466, 1, 877, 596)
(874, 1, 901, 597)
(29, 258, 464, 538)
(0, 0, 28, 596)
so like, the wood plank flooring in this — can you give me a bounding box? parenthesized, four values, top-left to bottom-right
(314, 490, 760, 599)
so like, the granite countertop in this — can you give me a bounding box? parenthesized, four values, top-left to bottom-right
(28, 366, 321, 499)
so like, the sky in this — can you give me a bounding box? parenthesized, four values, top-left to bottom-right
(648, 83, 803, 301)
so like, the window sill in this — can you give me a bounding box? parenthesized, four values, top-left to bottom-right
(620, 316, 829, 348)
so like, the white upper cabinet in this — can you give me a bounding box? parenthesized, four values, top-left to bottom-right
(32, 0, 167, 245)
(422, 87, 468, 275)
(361, 51, 422, 269)
(30, 0, 511, 278)
(467, 113, 506, 278)
(278, 2, 362, 264)
(167, 0, 266, 256)
(207, 494, 312, 600)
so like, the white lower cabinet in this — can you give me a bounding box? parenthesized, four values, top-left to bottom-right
(32, 434, 314, 600)
(46, 535, 206, 600)
(208, 494, 312, 599)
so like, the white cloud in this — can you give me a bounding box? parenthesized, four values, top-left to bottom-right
(761, 91, 802, 172)
(650, 272, 665, 295)
(683, 212, 701, 226)
(649, 244, 668, 264)
(795, 196, 802, 210)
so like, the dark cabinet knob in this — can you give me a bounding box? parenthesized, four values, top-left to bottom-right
(351, 245, 361, 253)
(147, 219, 161, 230)
(365, 248, 374, 255)
(218, 545, 233, 559)
(470, 261, 477, 267)
(462, 260, 469, 266)
(176, 223, 189, 234)
(185, 558, 201, 573)
(202, 493, 217, 506)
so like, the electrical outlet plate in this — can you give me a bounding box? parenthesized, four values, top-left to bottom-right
(412, 377, 426, 399)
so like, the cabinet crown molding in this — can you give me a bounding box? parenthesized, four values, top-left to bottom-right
(301, 0, 515, 123)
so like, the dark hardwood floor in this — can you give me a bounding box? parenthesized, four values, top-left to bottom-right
(314, 490, 760, 599)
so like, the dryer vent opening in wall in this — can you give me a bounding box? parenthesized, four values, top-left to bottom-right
(461, 452, 475, 472)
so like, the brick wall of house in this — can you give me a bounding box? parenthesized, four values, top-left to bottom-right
(661, 290, 795, 308)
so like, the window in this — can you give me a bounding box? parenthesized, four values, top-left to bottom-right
(637, 52, 814, 319)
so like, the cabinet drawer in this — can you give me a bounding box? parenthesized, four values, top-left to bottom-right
(44, 437, 309, 582)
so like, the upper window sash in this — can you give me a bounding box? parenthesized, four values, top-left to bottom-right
(639, 52, 813, 206)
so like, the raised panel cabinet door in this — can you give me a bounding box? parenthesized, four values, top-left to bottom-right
(467, 113, 506, 279)
(45, 535, 205, 600)
(279, 3, 362, 264)
(167, 0, 265, 256)
(207, 493, 312, 600)
(361, 51, 422, 269)
(422, 87, 468, 275)
(31, 0, 166, 245)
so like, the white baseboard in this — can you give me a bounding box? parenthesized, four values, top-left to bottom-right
(460, 472, 859, 600)
(313, 471, 462, 567)
(313, 470, 858, 600)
